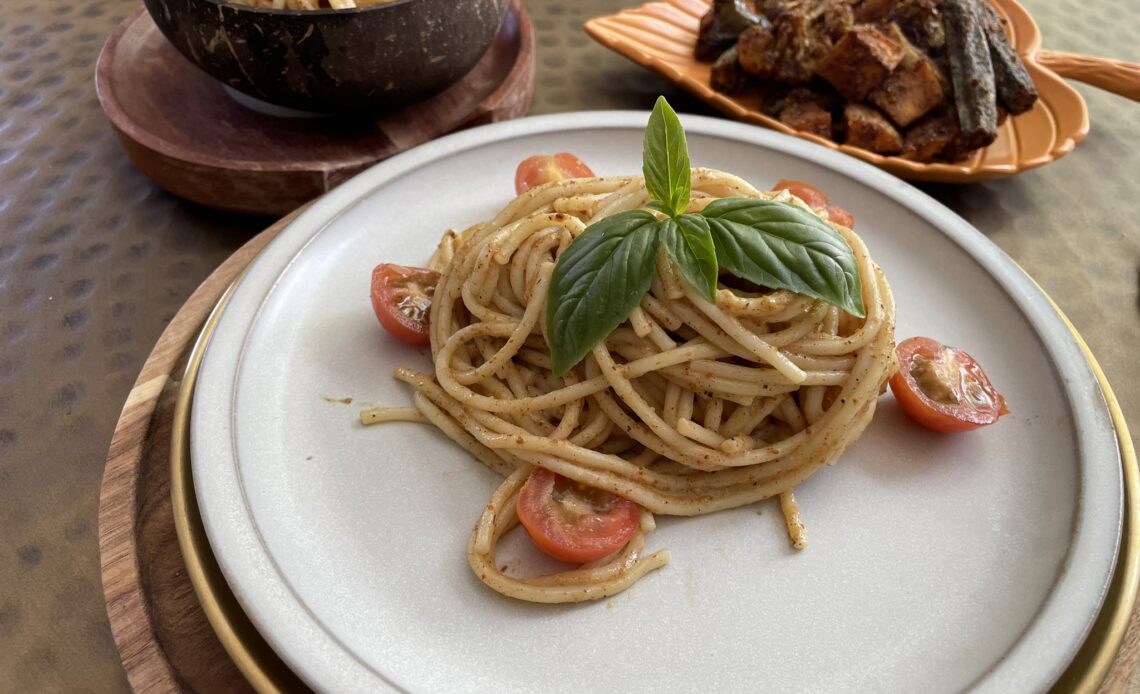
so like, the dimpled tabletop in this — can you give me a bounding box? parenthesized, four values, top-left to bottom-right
(0, 0, 1138, 691)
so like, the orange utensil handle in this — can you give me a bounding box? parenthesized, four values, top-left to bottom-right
(1036, 49, 1140, 103)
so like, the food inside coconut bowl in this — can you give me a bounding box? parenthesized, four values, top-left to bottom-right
(142, 0, 511, 113)
(697, 0, 1037, 164)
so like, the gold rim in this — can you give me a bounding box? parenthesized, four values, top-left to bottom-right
(171, 294, 1137, 694)
(1047, 302, 1138, 693)
(170, 281, 311, 694)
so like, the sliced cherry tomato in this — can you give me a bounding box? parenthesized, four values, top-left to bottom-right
(889, 336, 1009, 433)
(514, 153, 594, 195)
(774, 179, 829, 208)
(370, 263, 439, 346)
(516, 467, 640, 564)
(824, 205, 855, 229)
(774, 179, 855, 229)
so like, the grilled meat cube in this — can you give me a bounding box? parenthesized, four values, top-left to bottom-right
(696, 0, 764, 62)
(711, 46, 747, 93)
(942, 0, 999, 150)
(843, 103, 903, 153)
(902, 112, 960, 161)
(775, 88, 834, 138)
(976, 0, 1038, 114)
(814, 27, 905, 101)
(854, 0, 898, 23)
(869, 58, 946, 127)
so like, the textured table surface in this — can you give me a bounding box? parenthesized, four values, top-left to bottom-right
(1, 0, 1137, 691)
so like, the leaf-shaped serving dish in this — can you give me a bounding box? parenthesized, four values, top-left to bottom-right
(585, 0, 1104, 182)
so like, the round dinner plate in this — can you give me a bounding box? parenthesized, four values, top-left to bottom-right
(191, 112, 1122, 693)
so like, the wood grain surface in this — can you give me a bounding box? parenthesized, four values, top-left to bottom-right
(98, 213, 294, 693)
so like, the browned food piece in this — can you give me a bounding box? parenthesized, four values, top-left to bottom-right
(843, 103, 903, 153)
(883, 22, 921, 69)
(710, 46, 746, 94)
(818, 1, 855, 42)
(854, 0, 898, 23)
(737, 2, 838, 83)
(976, 0, 1038, 114)
(814, 27, 905, 101)
(736, 23, 776, 77)
(869, 58, 946, 127)
(942, 0, 999, 150)
(902, 112, 960, 161)
(775, 88, 833, 138)
(891, 0, 945, 52)
(696, 0, 763, 62)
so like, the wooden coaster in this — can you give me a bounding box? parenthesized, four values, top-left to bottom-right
(95, 1, 534, 216)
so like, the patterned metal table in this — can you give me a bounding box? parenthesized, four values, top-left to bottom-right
(0, 0, 1137, 690)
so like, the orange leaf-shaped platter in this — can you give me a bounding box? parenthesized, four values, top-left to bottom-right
(585, 0, 1089, 182)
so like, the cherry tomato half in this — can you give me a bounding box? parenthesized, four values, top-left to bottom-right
(889, 336, 1009, 433)
(516, 467, 641, 564)
(774, 179, 829, 208)
(514, 153, 594, 195)
(369, 263, 440, 346)
(774, 179, 856, 229)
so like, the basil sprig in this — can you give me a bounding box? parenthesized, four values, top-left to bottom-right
(546, 96, 864, 376)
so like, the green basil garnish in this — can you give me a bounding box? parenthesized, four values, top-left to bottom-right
(661, 214, 717, 302)
(545, 96, 864, 376)
(643, 96, 692, 218)
(703, 198, 865, 318)
(547, 210, 661, 377)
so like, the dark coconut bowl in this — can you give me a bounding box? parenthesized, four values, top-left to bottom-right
(142, 0, 511, 113)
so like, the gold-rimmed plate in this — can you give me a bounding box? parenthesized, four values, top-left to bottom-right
(170, 276, 1139, 694)
(179, 112, 1130, 691)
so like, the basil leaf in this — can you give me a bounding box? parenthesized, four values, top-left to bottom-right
(661, 214, 718, 302)
(702, 198, 865, 317)
(547, 210, 662, 376)
(643, 96, 691, 218)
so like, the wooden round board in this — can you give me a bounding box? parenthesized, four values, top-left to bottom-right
(101, 211, 1140, 693)
(99, 210, 298, 694)
(95, 0, 534, 217)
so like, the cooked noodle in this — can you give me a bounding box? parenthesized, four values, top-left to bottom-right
(369, 168, 897, 603)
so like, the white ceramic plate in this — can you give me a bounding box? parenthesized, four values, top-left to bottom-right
(191, 112, 1122, 693)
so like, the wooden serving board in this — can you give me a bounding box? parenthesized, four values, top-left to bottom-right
(99, 212, 295, 694)
(100, 215, 1140, 692)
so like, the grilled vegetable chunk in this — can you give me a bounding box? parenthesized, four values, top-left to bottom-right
(942, 0, 998, 150)
(853, 0, 898, 23)
(843, 103, 903, 154)
(775, 88, 834, 138)
(869, 58, 945, 127)
(696, 0, 763, 61)
(976, 0, 1038, 114)
(902, 112, 960, 161)
(814, 27, 905, 101)
(710, 46, 746, 94)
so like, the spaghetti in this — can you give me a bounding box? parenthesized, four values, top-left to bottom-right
(368, 168, 897, 603)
